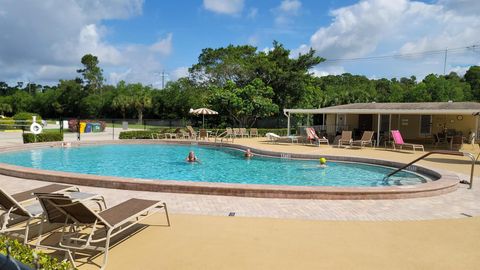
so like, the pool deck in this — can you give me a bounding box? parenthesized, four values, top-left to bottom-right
(1, 133, 480, 269)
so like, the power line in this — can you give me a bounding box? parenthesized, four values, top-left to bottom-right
(322, 44, 480, 63)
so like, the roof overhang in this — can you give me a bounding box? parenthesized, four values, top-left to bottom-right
(283, 108, 480, 115)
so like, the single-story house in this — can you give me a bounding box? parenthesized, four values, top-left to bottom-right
(283, 102, 480, 146)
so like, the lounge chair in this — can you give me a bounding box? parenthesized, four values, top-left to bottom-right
(265, 133, 299, 144)
(186, 126, 197, 140)
(338, 131, 353, 147)
(233, 128, 241, 137)
(239, 128, 248, 137)
(391, 130, 424, 152)
(0, 184, 77, 244)
(249, 128, 258, 137)
(215, 128, 235, 143)
(305, 127, 329, 146)
(34, 193, 170, 270)
(199, 129, 208, 140)
(351, 131, 374, 148)
(450, 135, 464, 150)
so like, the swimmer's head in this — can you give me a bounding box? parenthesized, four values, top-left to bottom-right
(319, 157, 327, 165)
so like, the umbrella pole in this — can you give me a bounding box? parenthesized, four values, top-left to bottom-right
(203, 114, 205, 128)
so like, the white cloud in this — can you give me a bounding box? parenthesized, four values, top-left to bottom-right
(290, 44, 310, 58)
(171, 67, 189, 81)
(203, 0, 244, 15)
(301, 0, 480, 79)
(279, 0, 301, 13)
(149, 33, 173, 56)
(274, 0, 302, 25)
(0, 0, 173, 86)
(310, 66, 346, 77)
(247, 8, 258, 19)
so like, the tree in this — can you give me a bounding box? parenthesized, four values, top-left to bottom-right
(77, 54, 104, 93)
(257, 41, 324, 110)
(0, 103, 12, 115)
(208, 79, 278, 127)
(112, 94, 132, 119)
(465, 66, 480, 100)
(128, 83, 152, 123)
(56, 79, 86, 117)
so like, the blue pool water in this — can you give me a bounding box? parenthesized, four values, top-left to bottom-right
(0, 144, 427, 187)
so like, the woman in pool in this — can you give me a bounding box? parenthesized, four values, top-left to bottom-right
(186, 151, 200, 163)
(244, 148, 254, 158)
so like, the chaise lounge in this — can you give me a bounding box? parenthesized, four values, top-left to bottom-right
(0, 184, 78, 244)
(351, 131, 375, 148)
(391, 130, 424, 152)
(34, 193, 170, 270)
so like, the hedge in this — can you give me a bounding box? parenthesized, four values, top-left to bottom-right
(0, 235, 74, 270)
(0, 117, 15, 130)
(119, 130, 159, 139)
(13, 112, 42, 129)
(23, 132, 64, 143)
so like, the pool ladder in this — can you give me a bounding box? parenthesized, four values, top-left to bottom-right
(383, 150, 479, 189)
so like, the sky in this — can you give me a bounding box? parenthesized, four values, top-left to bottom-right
(0, 0, 479, 87)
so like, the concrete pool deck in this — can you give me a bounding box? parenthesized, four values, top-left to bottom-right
(1, 134, 480, 269)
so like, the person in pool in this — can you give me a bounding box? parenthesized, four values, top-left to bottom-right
(244, 148, 254, 158)
(319, 157, 327, 168)
(186, 151, 200, 163)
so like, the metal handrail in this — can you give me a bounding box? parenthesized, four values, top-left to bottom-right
(384, 150, 477, 189)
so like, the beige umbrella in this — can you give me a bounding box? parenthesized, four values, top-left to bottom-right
(189, 108, 218, 128)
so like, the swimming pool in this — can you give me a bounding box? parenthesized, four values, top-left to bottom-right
(0, 144, 427, 187)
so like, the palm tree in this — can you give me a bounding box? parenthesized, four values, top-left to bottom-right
(112, 95, 132, 119)
(0, 103, 12, 115)
(128, 84, 152, 123)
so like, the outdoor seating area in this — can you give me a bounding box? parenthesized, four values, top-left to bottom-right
(0, 183, 170, 269)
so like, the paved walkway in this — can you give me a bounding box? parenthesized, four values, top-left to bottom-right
(1, 132, 480, 221)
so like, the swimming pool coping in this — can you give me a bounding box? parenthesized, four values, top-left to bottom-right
(0, 140, 460, 200)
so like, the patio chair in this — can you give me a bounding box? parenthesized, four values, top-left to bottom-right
(391, 130, 424, 152)
(338, 131, 353, 147)
(249, 128, 258, 137)
(265, 133, 299, 144)
(233, 128, 241, 137)
(351, 131, 374, 148)
(305, 127, 329, 146)
(199, 129, 208, 140)
(186, 126, 197, 140)
(215, 128, 235, 143)
(34, 193, 170, 270)
(266, 132, 281, 144)
(178, 130, 191, 139)
(433, 133, 447, 148)
(239, 128, 248, 137)
(0, 184, 78, 244)
(450, 135, 464, 150)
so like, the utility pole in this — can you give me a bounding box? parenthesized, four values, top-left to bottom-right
(443, 48, 448, 75)
(161, 70, 165, 89)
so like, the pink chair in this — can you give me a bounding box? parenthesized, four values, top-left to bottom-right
(391, 130, 424, 152)
(305, 127, 329, 146)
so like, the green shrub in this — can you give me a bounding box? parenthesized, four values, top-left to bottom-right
(0, 117, 15, 130)
(13, 112, 42, 130)
(119, 130, 159, 139)
(0, 235, 74, 269)
(23, 132, 63, 143)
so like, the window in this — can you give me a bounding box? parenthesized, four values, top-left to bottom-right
(420, 115, 432, 135)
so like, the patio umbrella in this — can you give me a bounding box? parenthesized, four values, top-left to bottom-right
(189, 108, 218, 128)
